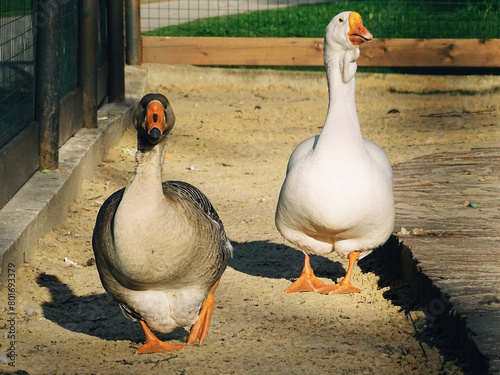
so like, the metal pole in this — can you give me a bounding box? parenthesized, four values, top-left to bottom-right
(79, 0, 98, 128)
(125, 0, 142, 65)
(107, 0, 125, 103)
(35, 0, 62, 170)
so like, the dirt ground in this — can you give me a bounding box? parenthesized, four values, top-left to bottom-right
(1, 65, 499, 374)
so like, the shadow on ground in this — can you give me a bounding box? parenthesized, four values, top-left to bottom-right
(35, 239, 399, 344)
(35, 240, 348, 345)
(229, 239, 347, 281)
(35, 273, 188, 344)
(36, 237, 473, 373)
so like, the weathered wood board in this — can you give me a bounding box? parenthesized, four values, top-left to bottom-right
(142, 37, 500, 67)
(393, 147, 500, 373)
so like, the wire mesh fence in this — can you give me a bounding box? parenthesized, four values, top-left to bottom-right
(0, 0, 111, 151)
(98, 0, 109, 69)
(141, 0, 500, 39)
(0, 0, 36, 149)
(61, 0, 78, 98)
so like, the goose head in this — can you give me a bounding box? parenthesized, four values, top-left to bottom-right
(324, 12, 372, 83)
(325, 11, 372, 52)
(133, 93, 175, 147)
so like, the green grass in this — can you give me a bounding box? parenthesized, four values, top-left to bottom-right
(143, 0, 500, 39)
(0, 0, 34, 18)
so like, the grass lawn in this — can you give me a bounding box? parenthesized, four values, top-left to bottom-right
(0, 0, 34, 18)
(143, 0, 500, 39)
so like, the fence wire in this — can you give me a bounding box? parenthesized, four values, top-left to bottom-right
(0, 0, 110, 153)
(61, 0, 78, 98)
(0, 0, 36, 149)
(98, 0, 108, 69)
(141, 0, 500, 39)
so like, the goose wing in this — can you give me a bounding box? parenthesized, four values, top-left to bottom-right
(92, 188, 132, 293)
(163, 180, 233, 260)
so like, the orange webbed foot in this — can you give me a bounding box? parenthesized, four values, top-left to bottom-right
(135, 340, 184, 354)
(286, 254, 327, 293)
(285, 272, 328, 293)
(187, 279, 220, 345)
(136, 320, 184, 354)
(315, 251, 361, 295)
(315, 282, 361, 295)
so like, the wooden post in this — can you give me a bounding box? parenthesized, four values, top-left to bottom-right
(107, 0, 126, 102)
(125, 0, 142, 65)
(35, 0, 62, 170)
(79, 0, 98, 129)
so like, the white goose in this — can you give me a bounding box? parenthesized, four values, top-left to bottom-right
(275, 12, 394, 295)
(92, 93, 232, 353)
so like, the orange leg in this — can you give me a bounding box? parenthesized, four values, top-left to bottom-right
(187, 278, 221, 345)
(285, 254, 328, 293)
(316, 251, 361, 295)
(135, 320, 184, 354)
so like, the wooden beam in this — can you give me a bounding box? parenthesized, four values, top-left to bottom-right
(363, 38, 500, 68)
(142, 36, 500, 67)
(143, 36, 324, 66)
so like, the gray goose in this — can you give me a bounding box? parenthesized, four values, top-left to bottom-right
(92, 93, 232, 354)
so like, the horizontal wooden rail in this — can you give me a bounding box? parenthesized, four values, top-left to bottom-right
(142, 36, 500, 67)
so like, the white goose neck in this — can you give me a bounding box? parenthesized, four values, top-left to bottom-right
(314, 47, 363, 154)
(325, 49, 357, 109)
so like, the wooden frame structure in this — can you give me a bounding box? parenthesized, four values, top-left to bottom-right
(142, 37, 500, 67)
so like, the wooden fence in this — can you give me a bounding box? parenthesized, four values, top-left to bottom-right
(142, 37, 500, 67)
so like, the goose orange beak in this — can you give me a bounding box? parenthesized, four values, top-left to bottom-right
(146, 101, 166, 139)
(347, 12, 372, 46)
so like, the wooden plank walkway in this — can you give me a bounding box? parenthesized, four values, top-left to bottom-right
(392, 147, 500, 374)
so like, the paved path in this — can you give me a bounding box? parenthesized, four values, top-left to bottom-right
(141, 0, 328, 31)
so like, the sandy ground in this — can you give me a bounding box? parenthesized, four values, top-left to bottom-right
(1, 65, 499, 374)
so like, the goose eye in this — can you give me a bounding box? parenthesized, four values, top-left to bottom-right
(338, 17, 344, 23)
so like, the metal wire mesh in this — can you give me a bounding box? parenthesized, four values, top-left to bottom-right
(61, 0, 78, 97)
(57, 0, 110, 99)
(98, 0, 108, 69)
(140, 0, 500, 39)
(0, 0, 110, 152)
(0, 0, 36, 149)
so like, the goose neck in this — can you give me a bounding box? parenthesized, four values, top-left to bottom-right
(324, 50, 357, 111)
(315, 49, 362, 146)
(131, 139, 167, 189)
